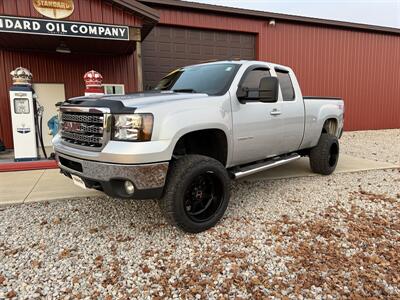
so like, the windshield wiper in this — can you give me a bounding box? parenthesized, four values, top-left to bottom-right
(173, 88, 197, 93)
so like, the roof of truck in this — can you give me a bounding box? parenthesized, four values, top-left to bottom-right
(186, 60, 292, 72)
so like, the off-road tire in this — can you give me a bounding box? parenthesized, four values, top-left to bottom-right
(159, 155, 230, 233)
(309, 133, 339, 175)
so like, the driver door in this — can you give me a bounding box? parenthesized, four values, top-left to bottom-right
(231, 67, 283, 166)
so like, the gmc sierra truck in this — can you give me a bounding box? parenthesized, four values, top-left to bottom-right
(53, 61, 344, 233)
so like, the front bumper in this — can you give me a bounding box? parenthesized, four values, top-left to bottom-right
(52, 134, 173, 164)
(55, 152, 169, 199)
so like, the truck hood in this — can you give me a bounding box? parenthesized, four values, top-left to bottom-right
(67, 91, 210, 109)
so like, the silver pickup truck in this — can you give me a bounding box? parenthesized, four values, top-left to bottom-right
(53, 60, 344, 233)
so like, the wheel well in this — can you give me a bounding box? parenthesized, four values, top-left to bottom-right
(322, 119, 338, 136)
(173, 129, 228, 166)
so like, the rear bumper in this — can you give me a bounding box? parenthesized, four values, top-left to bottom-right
(55, 152, 169, 199)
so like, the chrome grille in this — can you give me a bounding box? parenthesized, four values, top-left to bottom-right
(60, 109, 108, 149)
(62, 113, 104, 124)
(61, 122, 104, 134)
(61, 131, 103, 145)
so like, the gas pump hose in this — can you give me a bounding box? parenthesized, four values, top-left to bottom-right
(38, 114, 48, 159)
(34, 100, 48, 159)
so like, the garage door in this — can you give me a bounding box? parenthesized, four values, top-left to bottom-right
(142, 26, 256, 89)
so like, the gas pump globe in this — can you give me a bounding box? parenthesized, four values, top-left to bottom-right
(9, 67, 39, 161)
(83, 70, 104, 96)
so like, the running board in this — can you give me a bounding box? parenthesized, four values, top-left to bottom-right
(231, 153, 301, 179)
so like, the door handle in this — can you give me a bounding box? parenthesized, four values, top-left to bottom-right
(270, 109, 282, 116)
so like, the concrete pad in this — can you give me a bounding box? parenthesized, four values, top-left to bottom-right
(242, 154, 399, 182)
(0, 154, 398, 206)
(24, 169, 101, 203)
(0, 170, 44, 206)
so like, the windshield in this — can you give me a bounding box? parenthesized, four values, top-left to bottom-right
(154, 63, 240, 96)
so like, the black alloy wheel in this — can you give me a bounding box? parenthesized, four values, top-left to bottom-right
(183, 171, 224, 223)
(159, 155, 231, 233)
(309, 133, 340, 175)
(328, 142, 339, 167)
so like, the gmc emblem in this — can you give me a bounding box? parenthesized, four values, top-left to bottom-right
(62, 121, 81, 132)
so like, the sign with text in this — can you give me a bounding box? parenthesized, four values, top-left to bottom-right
(0, 16, 130, 41)
(33, 0, 75, 19)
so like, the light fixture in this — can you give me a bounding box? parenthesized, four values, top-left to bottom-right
(124, 181, 135, 195)
(56, 41, 71, 54)
(269, 19, 276, 26)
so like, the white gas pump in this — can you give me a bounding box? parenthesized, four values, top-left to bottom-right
(9, 67, 47, 161)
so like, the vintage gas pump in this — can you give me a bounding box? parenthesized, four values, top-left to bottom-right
(9, 67, 47, 161)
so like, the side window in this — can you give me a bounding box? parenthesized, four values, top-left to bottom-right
(103, 84, 125, 95)
(241, 68, 271, 99)
(241, 69, 271, 89)
(275, 70, 295, 101)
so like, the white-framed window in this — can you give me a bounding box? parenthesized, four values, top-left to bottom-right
(103, 84, 125, 95)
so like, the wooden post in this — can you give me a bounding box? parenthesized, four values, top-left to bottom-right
(135, 40, 143, 91)
(129, 27, 143, 92)
(130, 27, 143, 92)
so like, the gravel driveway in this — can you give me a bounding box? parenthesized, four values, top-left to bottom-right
(1, 129, 399, 299)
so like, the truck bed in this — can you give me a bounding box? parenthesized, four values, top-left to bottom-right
(300, 97, 344, 150)
(303, 96, 343, 100)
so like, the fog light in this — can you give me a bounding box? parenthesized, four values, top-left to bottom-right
(124, 181, 135, 195)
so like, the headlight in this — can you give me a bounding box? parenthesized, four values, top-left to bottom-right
(112, 114, 153, 141)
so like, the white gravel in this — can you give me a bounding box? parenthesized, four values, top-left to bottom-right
(341, 129, 400, 164)
(1, 129, 399, 299)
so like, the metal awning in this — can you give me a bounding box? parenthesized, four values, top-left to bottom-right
(0, 0, 159, 55)
(0, 29, 139, 55)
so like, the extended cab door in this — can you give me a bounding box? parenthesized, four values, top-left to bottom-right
(274, 68, 305, 153)
(231, 65, 284, 166)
